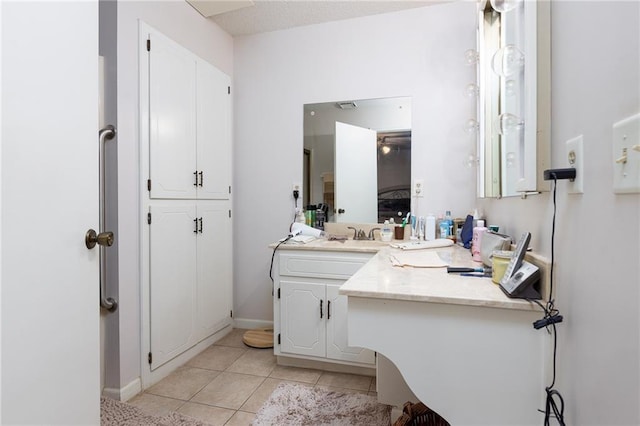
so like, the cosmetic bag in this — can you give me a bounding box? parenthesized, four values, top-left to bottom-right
(480, 231, 512, 266)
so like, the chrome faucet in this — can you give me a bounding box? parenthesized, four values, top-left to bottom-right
(347, 226, 379, 240)
(368, 228, 380, 240)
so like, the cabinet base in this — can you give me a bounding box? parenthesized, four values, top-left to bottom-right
(277, 355, 375, 377)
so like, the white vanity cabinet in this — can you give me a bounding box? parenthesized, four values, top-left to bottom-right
(274, 249, 375, 367)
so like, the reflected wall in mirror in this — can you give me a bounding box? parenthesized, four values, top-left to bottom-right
(303, 97, 411, 223)
(477, 0, 550, 198)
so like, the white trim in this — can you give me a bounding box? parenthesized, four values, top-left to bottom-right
(233, 318, 274, 330)
(102, 377, 142, 402)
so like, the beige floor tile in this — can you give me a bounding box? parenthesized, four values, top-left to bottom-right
(225, 410, 256, 426)
(177, 402, 235, 426)
(214, 328, 249, 348)
(127, 393, 184, 417)
(191, 371, 265, 410)
(239, 377, 311, 413)
(316, 371, 373, 391)
(187, 345, 246, 371)
(269, 365, 321, 384)
(146, 366, 220, 400)
(226, 348, 276, 377)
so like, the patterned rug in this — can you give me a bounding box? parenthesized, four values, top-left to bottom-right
(100, 397, 210, 426)
(253, 382, 392, 426)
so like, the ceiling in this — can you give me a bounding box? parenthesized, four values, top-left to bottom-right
(186, 0, 449, 37)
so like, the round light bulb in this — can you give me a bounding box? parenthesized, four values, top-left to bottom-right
(492, 45, 524, 77)
(490, 0, 522, 13)
(464, 49, 479, 66)
(496, 113, 524, 135)
(464, 118, 479, 134)
(464, 83, 479, 98)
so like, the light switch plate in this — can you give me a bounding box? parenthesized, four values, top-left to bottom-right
(413, 179, 424, 198)
(566, 135, 583, 194)
(612, 113, 640, 194)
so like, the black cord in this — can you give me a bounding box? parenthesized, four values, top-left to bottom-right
(541, 176, 566, 426)
(269, 235, 292, 295)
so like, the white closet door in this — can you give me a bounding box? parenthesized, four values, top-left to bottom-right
(196, 59, 232, 199)
(196, 201, 232, 340)
(326, 285, 376, 364)
(149, 31, 197, 199)
(280, 281, 326, 358)
(150, 204, 198, 370)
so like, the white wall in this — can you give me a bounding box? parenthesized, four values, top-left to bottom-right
(233, 2, 477, 322)
(479, 2, 640, 423)
(115, 0, 232, 394)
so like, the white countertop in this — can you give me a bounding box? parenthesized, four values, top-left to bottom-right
(339, 245, 542, 311)
(270, 238, 387, 253)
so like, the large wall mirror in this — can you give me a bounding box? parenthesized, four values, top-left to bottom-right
(303, 97, 411, 224)
(477, 0, 550, 198)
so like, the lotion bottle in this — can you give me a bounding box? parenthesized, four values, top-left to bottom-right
(471, 219, 487, 262)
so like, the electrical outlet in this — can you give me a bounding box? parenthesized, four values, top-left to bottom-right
(292, 183, 301, 192)
(566, 135, 583, 194)
(413, 179, 424, 198)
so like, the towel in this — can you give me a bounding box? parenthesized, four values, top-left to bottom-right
(389, 251, 449, 268)
(390, 239, 454, 250)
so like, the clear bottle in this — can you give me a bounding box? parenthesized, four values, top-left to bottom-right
(381, 220, 392, 242)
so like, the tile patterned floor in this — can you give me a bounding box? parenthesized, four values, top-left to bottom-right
(128, 328, 378, 426)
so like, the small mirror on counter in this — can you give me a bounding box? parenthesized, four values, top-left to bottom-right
(303, 97, 411, 224)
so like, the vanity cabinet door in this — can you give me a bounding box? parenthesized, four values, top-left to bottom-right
(326, 284, 375, 365)
(280, 280, 326, 358)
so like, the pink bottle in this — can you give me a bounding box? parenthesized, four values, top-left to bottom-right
(471, 220, 487, 262)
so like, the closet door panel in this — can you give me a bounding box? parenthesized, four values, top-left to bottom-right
(149, 203, 198, 370)
(196, 201, 232, 340)
(196, 60, 231, 200)
(149, 33, 197, 199)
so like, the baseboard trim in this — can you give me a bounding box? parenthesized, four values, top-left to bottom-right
(102, 377, 142, 402)
(233, 318, 273, 330)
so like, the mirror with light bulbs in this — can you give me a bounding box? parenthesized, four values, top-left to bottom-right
(476, 0, 551, 198)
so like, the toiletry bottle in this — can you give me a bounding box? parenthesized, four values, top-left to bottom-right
(445, 210, 453, 238)
(381, 220, 392, 242)
(417, 216, 425, 240)
(472, 219, 487, 262)
(425, 214, 436, 240)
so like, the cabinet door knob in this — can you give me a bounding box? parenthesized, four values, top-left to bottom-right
(337, 208, 345, 214)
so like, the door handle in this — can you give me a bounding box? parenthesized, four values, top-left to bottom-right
(338, 208, 345, 214)
(320, 299, 323, 319)
(327, 300, 331, 320)
(85, 229, 114, 249)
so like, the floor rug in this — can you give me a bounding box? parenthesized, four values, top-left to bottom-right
(253, 383, 391, 426)
(100, 397, 210, 426)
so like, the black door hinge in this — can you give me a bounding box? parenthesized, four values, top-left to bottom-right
(229, 185, 231, 194)
(228, 210, 231, 218)
(277, 333, 281, 345)
(228, 86, 231, 95)
(147, 179, 151, 191)
(147, 212, 151, 225)
(277, 288, 281, 299)
(146, 39, 151, 51)
(148, 352, 152, 364)
(230, 310, 233, 318)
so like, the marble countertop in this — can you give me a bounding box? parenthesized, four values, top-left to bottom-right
(269, 238, 387, 253)
(339, 245, 542, 311)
